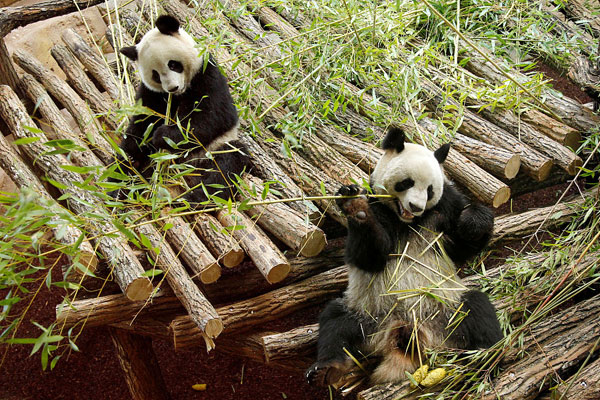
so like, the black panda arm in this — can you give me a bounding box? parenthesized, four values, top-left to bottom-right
(435, 183, 493, 264)
(337, 185, 398, 273)
(152, 57, 239, 150)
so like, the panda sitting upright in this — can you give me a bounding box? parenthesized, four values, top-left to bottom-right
(307, 127, 502, 385)
(117, 15, 249, 203)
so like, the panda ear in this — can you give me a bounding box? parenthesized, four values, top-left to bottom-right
(119, 46, 138, 61)
(156, 15, 180, 35)
(434, 143, 450, 164)
(381, 127, 405, 153)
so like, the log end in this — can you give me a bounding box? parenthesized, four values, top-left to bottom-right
(298, 229, 327, 257)
(492, 186, 511, 208)
(125, 277, 153, 301)
(536, 159, 554, 181)
(222, 248, 245, 268)
(266, 263, 291, 284)
(504, 154, 521, 180)
(567, 156, 584, 175)
(204, 318, 223, 339)
(563, 131, 582, 151)
(199, 263, 222, 284)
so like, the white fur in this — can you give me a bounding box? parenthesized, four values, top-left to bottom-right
(371, 143, 444, 222)
(135, 26, 202, 94)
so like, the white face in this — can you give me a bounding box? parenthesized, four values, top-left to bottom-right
(371, 143, 445, 223)
(135, 27, 201, 95)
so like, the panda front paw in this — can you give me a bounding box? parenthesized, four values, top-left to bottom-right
(336, 185, 369, 221)
(151, 125, 178, 149)
(306, 360, 354, 387)
(457, 203, 494, 242)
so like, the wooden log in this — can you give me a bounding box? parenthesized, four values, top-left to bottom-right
(109, 328, 172, 400)
(0, 130, 98, 280)
(256, 6, 299, 39)
(110, 314, 172, 340)
(0, 38, 23, 101)
(242, 174, 327, 257)
(421, 78, 553, 181)
(261, 323, 318, 362)
(0, 0, 106, 37)
(55, 244, 345, 330)
(501, 167, 573, 198)
(0, 85, 151, 301)
(482, 298, 600, 400)
(559, 0, 600, 36)
(170, 265, 348, 348)
(61, 28, 122, 102)
(451, 133, 521, 179)
(189, 212, 245, 268)
(239, 134, 322, 221)
(217, 209, 290, 284)
(135, 220, 222, 339)
(12, 48, 114, 165)
(159, 211, 221, 284)
(554, 357, 600, 399)
(416, 118, 511, 207)
(472, 104, 582, 175)
(358, 382, 413, 400)
(50, 44, 118, 130)
(567, 56, 600, 103)
(520, 108, 581, 151)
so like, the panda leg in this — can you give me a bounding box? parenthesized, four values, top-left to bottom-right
(448, 290, 503, 349)
(306, 298, 370, 386)
(370, 323, 424, 384)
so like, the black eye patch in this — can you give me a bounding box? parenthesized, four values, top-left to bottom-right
(427, 185, 434, 200)
(168, 60, 184, 73)
(394, 178, 414, 192)
(152, 70, 161, 83)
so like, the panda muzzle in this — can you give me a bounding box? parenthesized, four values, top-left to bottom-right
(396, 201, 414, 220)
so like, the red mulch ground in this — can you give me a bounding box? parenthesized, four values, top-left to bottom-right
(0, 62, 594, 400)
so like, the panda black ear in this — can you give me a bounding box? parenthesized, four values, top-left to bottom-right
(381, 127, 405, 153)
(434, 143, 450, 164)
(119, 46, 138, 61)
(156, 15, 180, 35)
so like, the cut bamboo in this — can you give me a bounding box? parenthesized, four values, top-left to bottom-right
(217, 209, 290, 284)
(262, 323, 318, 362)
(61, 28, 122, 101)
(12, 48, 114, 165)
(135, 220, 222, 339)
(170, 265, 348, 348)
(190, 212, 245, 268)
(0, 85, 151, 301)
(242, 174, 327, 257)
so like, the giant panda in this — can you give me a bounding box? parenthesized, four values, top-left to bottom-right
(116, 15, 249, 203)
(307, 127, 503, 386)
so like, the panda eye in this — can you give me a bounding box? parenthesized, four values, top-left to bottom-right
(152, 70, 161, 84)
(168, 60, 184, 73)
(394, 178, 414, 193)
(427, 185, 434, 201)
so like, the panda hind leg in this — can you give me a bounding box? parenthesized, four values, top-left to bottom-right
(450, 290, 503, 349)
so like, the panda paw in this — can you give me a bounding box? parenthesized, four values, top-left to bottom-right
(151, 125, 179, 149)
(457, 203, 494, 241)
(306, 360, 355, 387)
(336, 185, 369, 221)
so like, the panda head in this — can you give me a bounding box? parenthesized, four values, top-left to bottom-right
(120, 15, 202, 95)
(371, 128, 450, 223)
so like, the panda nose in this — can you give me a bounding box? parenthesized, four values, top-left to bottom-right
(167, 85, 179, 93)
(409, 202, 423, 214)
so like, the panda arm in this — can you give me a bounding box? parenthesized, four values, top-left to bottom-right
(435, 183, 494, 264)
(338, 185, 397, 273)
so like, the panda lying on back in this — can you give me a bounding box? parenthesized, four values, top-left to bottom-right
(307, 127, 502, 385)
(117, 15, 249, 203)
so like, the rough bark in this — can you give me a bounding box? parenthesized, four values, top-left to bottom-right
(0, 130, 98, 280)
(256, 6, 298, 39)
(169, 265, 348, 348)
(12, 48, 113, 165)
(242, 175, 327, 257)
(0, 38, 23, 100)
(159, 211, 221, 284)
(358, 382, 413, 400)
(452, 133, 521, 179)
(135, 220, 222, 338)
(217, 209, 290, 284)
(109, 328, 172, 400)
(110, 314, 172, 340)
(50, 44, 118, 130)
(501, 167, 572, 198)
(521, 108, 581, 150)
(0, 85, 151, 301)
(554, 357, 600, 400)
(61, 28, 122, 101)
(261, 323, 318, 362)
(559, 0, 600, 36)
(189, 212, 245, 268)
(567, 56, 600, 102)
(0, 0, 106, 37)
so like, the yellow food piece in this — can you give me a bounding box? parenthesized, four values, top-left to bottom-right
(192, 383, 207, 391)
(420, 368, 447, 387)
(412, 365, 429, 384)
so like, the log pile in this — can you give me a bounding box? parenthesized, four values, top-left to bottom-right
(0, 0, 598, 398)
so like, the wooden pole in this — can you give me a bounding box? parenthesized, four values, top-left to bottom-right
(190, 212, 245, 268)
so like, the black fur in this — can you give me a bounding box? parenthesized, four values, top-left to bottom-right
(117, 54, 250, 202)
(119, 46, 137, 61)
(449, 290, 503, 349)
(434, 143, 450, 163)
(155, 15, 180, 35)
(381, 127, 406, 153)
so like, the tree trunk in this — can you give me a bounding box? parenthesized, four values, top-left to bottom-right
(217, 209, 290, 284)
(109, 328, 172, 400)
